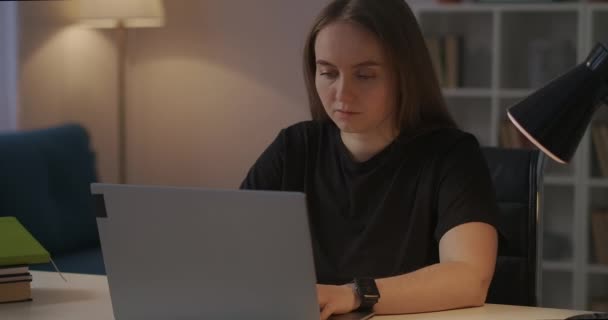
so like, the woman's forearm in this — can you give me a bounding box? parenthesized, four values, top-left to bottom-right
(373, 261, 491, 314)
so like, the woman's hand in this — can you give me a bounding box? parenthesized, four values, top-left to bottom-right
(317, 284, 360, 320)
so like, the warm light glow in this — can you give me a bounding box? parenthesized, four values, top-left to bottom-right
(507, 111, 567, 164)
(79, 0, 165, 28)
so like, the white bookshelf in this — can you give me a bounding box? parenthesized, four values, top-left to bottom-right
(413, 0, 608, 312)
(588, 264, 608, 275)
(442, 88, 493, 98)
(545, 176, 576, 187)
(544, 261, 575, 272)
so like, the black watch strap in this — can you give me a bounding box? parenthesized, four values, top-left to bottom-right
(353, 278, 380, 310)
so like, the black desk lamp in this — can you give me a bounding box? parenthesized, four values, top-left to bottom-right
(508, 42, 608, 320)
(508, 42, 608, 164)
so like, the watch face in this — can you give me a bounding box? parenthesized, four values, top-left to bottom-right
(355, 278, 380, 298)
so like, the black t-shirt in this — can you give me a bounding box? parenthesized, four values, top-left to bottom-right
(240, 120, 499, 285)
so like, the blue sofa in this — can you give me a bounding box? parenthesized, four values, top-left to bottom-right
(0, 124, 105, 275)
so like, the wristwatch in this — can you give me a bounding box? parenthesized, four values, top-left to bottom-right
(352, 278, 380, 311)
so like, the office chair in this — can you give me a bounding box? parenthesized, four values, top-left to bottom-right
(483, 147, 545, 306)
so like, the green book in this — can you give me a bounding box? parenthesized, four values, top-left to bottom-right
(0, 217, 50, 266)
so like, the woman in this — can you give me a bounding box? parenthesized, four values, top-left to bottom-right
(241, 0, 499, 319)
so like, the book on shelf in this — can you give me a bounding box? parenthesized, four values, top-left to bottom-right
(444, 34, 463, 88)
(592, 124, 608, 177)
(543, 231, 570, 261)
(0, 216, 51, 303)
(424, 34, 464, 89)
(499, 120, 536, 150)
(425, 36, 444, 87)
(590, 210, 608, 266)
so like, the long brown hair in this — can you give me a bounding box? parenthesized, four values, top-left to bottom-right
(303, 0, 457, 132)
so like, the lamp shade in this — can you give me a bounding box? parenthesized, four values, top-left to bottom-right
(507, 43, 608, 164)
(79, 0, 165, 28)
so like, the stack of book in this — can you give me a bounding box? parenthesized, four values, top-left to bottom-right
(424, 34, 464, 88)
(0, 217, 50, 303)
(591, 123, 608, 177)
(0, 265, 32, 303)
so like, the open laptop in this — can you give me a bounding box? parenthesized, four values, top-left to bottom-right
(92, 183, 374, 320)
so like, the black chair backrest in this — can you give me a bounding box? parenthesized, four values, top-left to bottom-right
(482, 147, 544, 306)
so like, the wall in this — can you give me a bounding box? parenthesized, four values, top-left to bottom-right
(20, 0, 120, 183)
(19, 0, 331, 188)
(124, 0, 325, 188)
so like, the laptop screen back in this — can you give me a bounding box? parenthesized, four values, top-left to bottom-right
(92, 183, 319, 320)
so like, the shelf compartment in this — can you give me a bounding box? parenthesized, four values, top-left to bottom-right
(588, 274, 608, 312)
(500, 11, 578, 90)
(499, 4, 582, 13)
(543, 186, 575, 262)
(590, 4, 608, 12)
(592, 10, 608, 49)
(588, 188, 608, 267)
(414, 4, 496, 13)
(415, 3, 581, 13)
(590, 107, 608, 179)
(418, 11, 493, 88)
(541, 270, 573, 309)
(497, 89, 532, 99)
(590, 179, 608, 188)
(588, 264, 608, 275)
(545, 176, 575, 186)
(543, 260, 574, 272)
(442, 88, 492, 98)
(590, 188, 608, 211)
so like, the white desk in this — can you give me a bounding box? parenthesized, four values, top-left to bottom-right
(0, 271, 114, 320)
(0, 271, 588, 320)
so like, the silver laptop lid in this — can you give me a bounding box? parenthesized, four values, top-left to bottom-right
(92, 183, 319, 320)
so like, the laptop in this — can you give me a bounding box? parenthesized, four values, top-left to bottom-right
(92, 183, 374, 320)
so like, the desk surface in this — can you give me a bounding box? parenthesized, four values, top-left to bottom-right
(0, 271, 588, 320)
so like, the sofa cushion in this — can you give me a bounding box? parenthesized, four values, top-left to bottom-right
(0, 124, 100, 256)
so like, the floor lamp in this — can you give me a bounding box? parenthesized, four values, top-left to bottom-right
(79, 0, 165, 184)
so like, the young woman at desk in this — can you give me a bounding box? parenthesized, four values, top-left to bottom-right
(241, 0, 499, 319)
